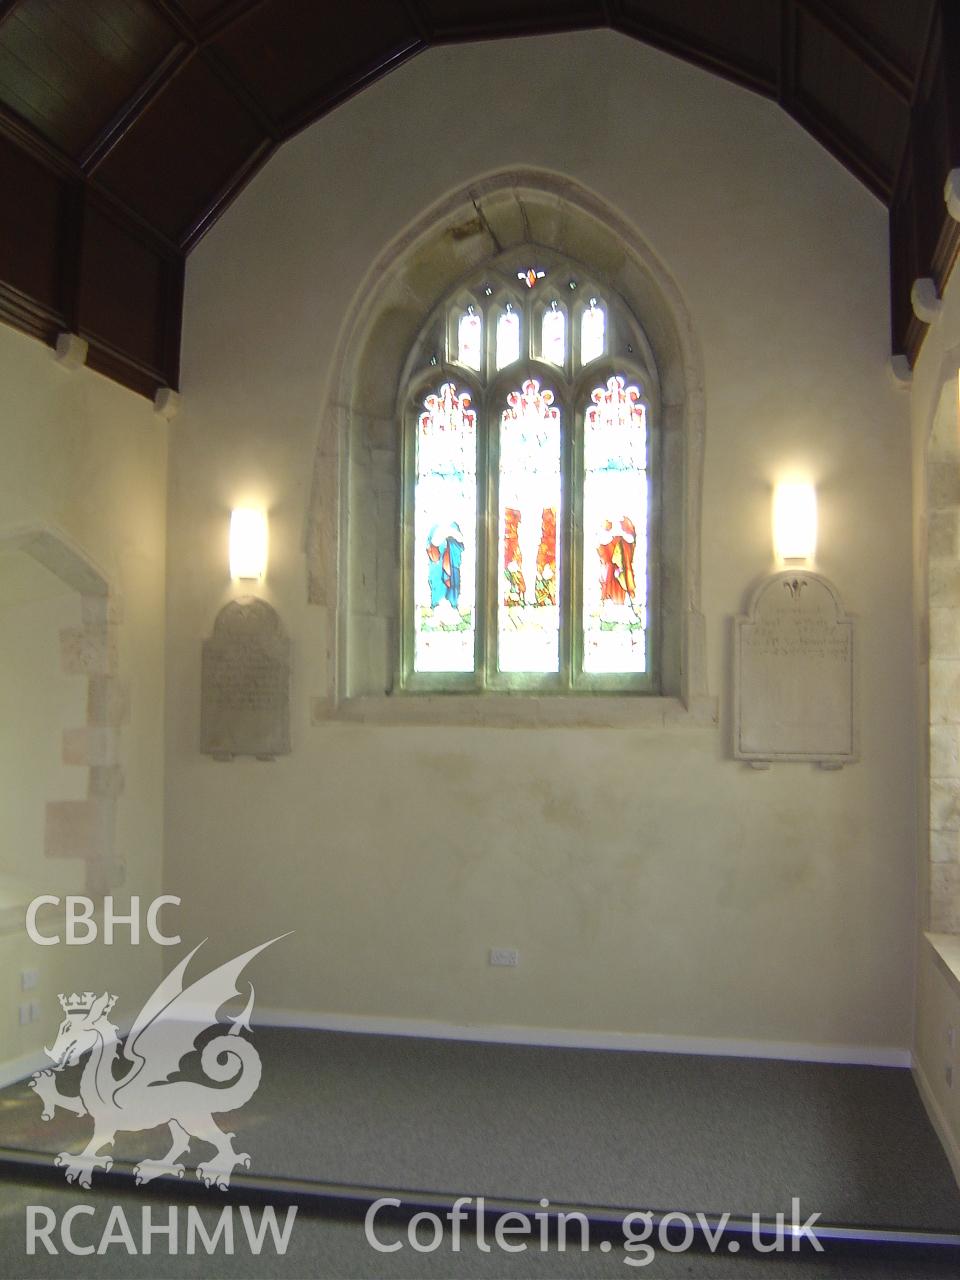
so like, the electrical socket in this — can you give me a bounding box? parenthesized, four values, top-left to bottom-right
(18, 1003, 31, 1026)
(20, 968, 38, 992)
(489, 947, 519, 967)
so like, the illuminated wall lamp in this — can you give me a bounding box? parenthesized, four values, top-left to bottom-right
(229, 509, 268, 581)
(773, 483, 816, 563)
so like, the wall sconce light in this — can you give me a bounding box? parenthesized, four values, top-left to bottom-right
(773, 483, 816, 562)
(229, 509, 268, 581)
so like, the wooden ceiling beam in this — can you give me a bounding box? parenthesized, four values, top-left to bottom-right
(200, 45, 280, 140)
(178, 134, 274, 251)
(0, 100, 80, 181)
(81, 44, 196, 176)
(274, 36, 426, 140)
(398, 0, 433, 44)
(797, 0, 913, 103)
(197, 0, 272, 44)
(145, 0, 199, 45)
(612, 11, 777, 99)
(777, 0, 796, 111)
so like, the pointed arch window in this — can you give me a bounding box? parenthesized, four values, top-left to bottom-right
(401, 257, 659, 693)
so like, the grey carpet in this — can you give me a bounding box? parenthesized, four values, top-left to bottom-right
(2, 1027, 959, 1232)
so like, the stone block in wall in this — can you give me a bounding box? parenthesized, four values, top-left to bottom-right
(82, 593, 123, 626)
(306, 468, 338, 608)
(89, 765, 125, 798)
(376, 548, 398, 619)
(86, 676, 130, 727)
(931, 829, 960, 863)
(349, 612, 392, 695)
(372, 448, 397, 492)
(62, 727, 117, 767)
(929, 510, 960, 559)
(929, 459, 960, 509)
(930, 609, 960, 659)
(45, 799, 113, 861)
(60, 624, 118, 676)
(931, 779, 960, 831)
(930, 864, 960, 932)
(931, 724, 960, 777)
(349, 475, 379, 618)
(930, 660, 960, 723)
(929, 561, 960, 608)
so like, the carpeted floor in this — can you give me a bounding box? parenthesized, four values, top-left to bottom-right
(1, 1026, 959, 1235)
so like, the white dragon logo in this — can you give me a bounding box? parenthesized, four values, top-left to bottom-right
(28, 935, 286, 1191)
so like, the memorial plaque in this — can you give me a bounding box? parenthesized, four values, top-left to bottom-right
(201, 598, 291, 760)
(734, 572, 855, 765)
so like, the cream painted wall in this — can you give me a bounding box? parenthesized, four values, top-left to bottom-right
(0, 583, 86, 900)
(0, 324, 167, 1078)
(168, 32, 915, 1050)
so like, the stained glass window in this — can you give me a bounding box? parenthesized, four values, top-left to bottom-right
(413, 383, 477, 673)
(458, 307, 482, 372)
(404, 274, 655, 692)
(542, 302, 565, 366)
(498, 380, 561, 672)
(496, 304, 520, 370)
(582, 376, 647, 673)
(581, 298, 605, 364)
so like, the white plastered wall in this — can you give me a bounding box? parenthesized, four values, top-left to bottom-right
(0, 324, 167, 1083)
(167, 31, 914, 1056)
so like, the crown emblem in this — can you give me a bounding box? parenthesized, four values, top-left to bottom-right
(57, 992, 117, 1016)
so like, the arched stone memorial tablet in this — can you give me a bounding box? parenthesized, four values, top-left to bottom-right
(201, 598, 291, 760)
(734, 572, 855, 766)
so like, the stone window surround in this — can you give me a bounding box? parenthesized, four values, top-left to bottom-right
(927, 348, 960, 934)
(306, 169, 715, 730)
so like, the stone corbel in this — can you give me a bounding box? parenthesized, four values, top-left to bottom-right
(53, 332, 88, 370)
(912, 277, 943, 325)
(154, 387, 181, 420)
(889, 354, 913, 388)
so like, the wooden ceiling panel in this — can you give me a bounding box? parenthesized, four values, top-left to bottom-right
(92, 54, 267, 242)
(0, 0, 953, 390)
(0, 129, 65, 311)
(210, 0, 422, 131)
(793, 6, 909, 195)
(0, 0, 178, 157)
(420, 0, 605, 41)
(79, 201, 165, 365)
(827, 0, 935, 82)
(616, 0, 780, 91)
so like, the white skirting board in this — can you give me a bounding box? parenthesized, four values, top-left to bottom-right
(253, 1007, 912, 1068)
(0, 1013, 911, 1091)
(913, 1056, 960, 1191)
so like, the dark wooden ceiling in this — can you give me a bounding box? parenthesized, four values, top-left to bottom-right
(0, 0, 955, 397)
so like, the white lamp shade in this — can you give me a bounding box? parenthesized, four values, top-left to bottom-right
(773, 484, 816, 561)
(230, 509, 268, 580)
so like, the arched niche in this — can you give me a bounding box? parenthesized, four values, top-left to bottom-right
(306, 169, 710, 722)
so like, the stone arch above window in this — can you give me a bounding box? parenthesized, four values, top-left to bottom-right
(307, 170, 713, 725)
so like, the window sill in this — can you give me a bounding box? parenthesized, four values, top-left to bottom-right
(927, 932, 960, 999)
(312, 693, 718, 729)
